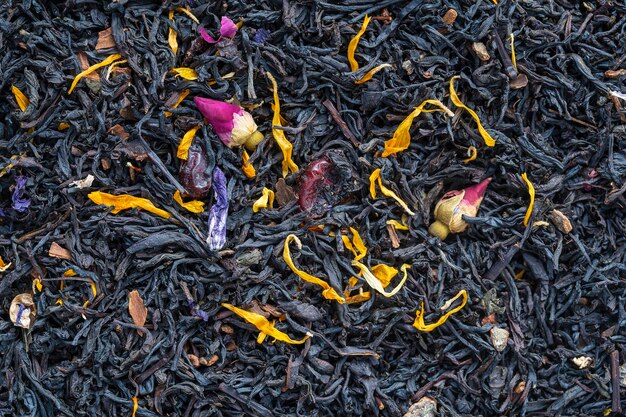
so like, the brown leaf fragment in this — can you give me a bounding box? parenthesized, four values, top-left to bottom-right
(96, 28, 117, 51)
(128, 290, 147, 336)
(549, 209, 572, 234)
(605, 69, 626, 79)
(77, 52, 100, 81)
(510, 73, 528, 89)
(442, 9, 458, 25)
(49, 242, 72, 260)
(275, 178, 297, 206)
(108, 124, 129, 140)
(471, 42, 491, 61)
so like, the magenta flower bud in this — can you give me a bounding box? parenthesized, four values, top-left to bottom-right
(194, 97, 263, 151)
(428, 178, 492, 240)
(199, 16, 237, 44)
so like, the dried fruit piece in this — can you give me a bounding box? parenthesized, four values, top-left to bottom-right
(10, 293, 36, 329)
(549, 209, 572, 234)
(471, 42, 491, 61)
(179, 141, 212, 198)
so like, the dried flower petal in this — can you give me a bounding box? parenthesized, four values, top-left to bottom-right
(370, 264, 398, 288)
(12, 176, 30, 212)
(253, 187, 275, 213)
(168, 11, 178, 54)
(165, 89, 190, 117)
(223, 303, 311, 344)
(348, 15, 371, 72)
(341, 227, 367, 261)
(68, 53, 122, 94)
(0, 256, 11, 273)
(521, 172, 535, 227)
(88, 191, 172, 219)
(266, 71, 299, 177)
(463, 146, 478, 163)
(171, 67, 199, 80)
(386, 219, 409, 230)
(509, 33, 517, 71)
(128, 290, 147, 335)
(355, 63, 392, 85)
(199, 16, 238, 43)
(174, 7, 199, 23)
(177, 125, 201, 160)
(369, 169, 415, 215)
(241, 150, 256, 178)
(173, 190, 205, 213)
(413, 289, 467, 332)
(131, 397, 138, 417)
(11, 85, 29, 111)
(10, 293, 36, 329)
(352, 262, 410, 297)
(283, 234, 346, 304)
(207, 167, 228, 250)
(382, 100, 454, 157)
(449, 76, 496, 147)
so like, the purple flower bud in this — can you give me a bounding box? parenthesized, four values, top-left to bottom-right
(199, 16, 238, 44)
(207, 167, 228, 250)
(12, 176, 30, 213)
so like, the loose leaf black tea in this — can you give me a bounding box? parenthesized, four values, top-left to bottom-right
(1, 0, 625, 416)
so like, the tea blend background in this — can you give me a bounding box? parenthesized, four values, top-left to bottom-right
(1, 0, 625, 416)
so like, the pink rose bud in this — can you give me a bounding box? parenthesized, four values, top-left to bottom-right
(199, 16, 238, 44)
(428, 177, 492, 240)
(194, 97, 263, 150)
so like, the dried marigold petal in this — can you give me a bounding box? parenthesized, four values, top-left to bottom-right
(131, 397, 138, 417)
(382, 99, 454, 157)
(222, 303, 311, 344)
(168, 11, 178, 54)
(88, 191, 172, 219)
(11, 85, 29, 111)
(413, 289, 467, 332)
(68, 53, 122, 94)
(0, 256, 11, 272)
(283, 234, 345, 304)
(370, 264, 398, 288)
(253, 187, 275, 213)
(266, 71, 299, 177)
(521, 172, 535, 227)
(105, 59, 127, 79)
(176, 125, 201, 160)
(171, 67, 199, 80)
(348, 15, 371, 72)
(352, 262, 410, 297)
(449, 76, 496, 147)
(173, 190, 205, 213)
(509, 33, 517, 71)
(355, 63, 392, 85)
(463, 146, 477, 163)
(341, 227, 367, 261)
(174, 7, 199, 23)
(386, 219, 409, 230)
(165, 89, 190, 117)
(369, 169, 416, 215)
(241, 150, 256, 178)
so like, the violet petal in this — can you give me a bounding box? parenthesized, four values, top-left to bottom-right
(12, 176, 30, 213)
(219, 17, 238, 39)
(207, 167, 228, 250)
(253, 28, 271, 44)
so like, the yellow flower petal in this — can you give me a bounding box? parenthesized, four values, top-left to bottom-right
(253, 187, 275, 213)
(386, 219, 409, 230)
(341, 235, 357, 258)
(173, 190, 205, 213)
(521, 172, 535, 227)
(449, 76, 496, 147)
(369, 169, 416, 215)
(58, 122, 71, 131)
(11, 85, 29, 111)
(68, 54, 122, 94)
(463, 146, 477, 163)
(223, 303, 311, 344)
(283, 235, 345, 303)
(241, 150, 256, 178)
(89, 279, 97, 298)
(0, 256, 11, 272)
(131, 396, 138, 417)
(355, 63, 392, 85)
(347, 15, 371, 72)
(382, 99, 454, 157)
(370, 264, 398, 288)
(88, 191, 172, 219)
(413, 289, 467, 332)
(165, 89, 190, 117)
(105, 59, 127, 79)
(33, 278, 43, 293)
(171, 67, 199, 80)
(64, 269, 77, 277)
(349, 227, 367, 261)
(174, 7, 199, 23)
(266, 71, 299, 177)
(352, 262, 410, 297)
(509, 33, 517, 71)
(176, 125, 201, 160)
(168, 11, 178, 55)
